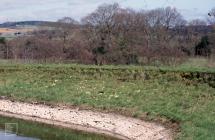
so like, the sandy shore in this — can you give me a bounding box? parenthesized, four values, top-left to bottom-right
(0, 99, 172, 140)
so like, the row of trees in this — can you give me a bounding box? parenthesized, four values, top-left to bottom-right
(0, 4, 215, 65)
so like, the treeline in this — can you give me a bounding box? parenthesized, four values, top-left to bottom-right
(0, 3, 215, 65)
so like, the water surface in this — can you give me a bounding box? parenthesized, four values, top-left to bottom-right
(0, 131, 39, 140)
(0, 116, 117, 140)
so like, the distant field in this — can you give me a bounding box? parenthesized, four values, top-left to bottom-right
(0, 27, 34, 33)
(0, 28, 19, 33)
(0, 63, 214, 140)
(0, 27, 37, 39)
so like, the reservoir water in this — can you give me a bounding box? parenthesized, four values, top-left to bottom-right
(0, 116, 117, 140)
(0, 131, 38, 140)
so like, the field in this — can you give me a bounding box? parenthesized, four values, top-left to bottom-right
(0, 60, 214, 140)
(0, 27, 35, 34)
(0, 26, 37, 39)
(0, 28, 21, 33)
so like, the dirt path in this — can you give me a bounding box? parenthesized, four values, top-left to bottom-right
(0, 99, 172, 140)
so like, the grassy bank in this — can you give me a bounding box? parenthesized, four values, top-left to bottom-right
(0, 116, 117, 140)
(0, 57, 215, 73)
(0, 63, 214, 140)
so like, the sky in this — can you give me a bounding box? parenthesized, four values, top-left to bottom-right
(0, 0, 214, 23)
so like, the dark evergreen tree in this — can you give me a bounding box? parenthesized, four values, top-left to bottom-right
(195, 36, 211, 57)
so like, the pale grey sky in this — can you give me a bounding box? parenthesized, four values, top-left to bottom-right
(0, 0, 214, 23)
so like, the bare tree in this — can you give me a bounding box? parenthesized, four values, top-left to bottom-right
(55, 17, 79, 53)
(163, 7, 186, 29)
(145, 7, 186, 29)
(8, 37, 64, 62)
(208, 8, 215, 25)
(58, 17, 79, 24)
(189, 19, 207, 26)
(82, 3, 120, 65)
(144, 7, 186, 49)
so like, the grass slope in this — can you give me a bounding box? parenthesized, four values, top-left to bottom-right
(0, 63, 214, 140)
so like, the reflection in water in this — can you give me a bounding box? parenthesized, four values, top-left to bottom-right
(0, 116, 117, 140)
(0, 131, 39, 140)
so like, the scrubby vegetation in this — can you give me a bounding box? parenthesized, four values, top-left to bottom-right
(0, 4, 215, 65)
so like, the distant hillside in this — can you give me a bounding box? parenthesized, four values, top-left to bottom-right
(0, 21, 52, 28)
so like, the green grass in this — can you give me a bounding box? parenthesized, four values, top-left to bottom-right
(0, 57, 215, 73)
(0, 63, 214, 140)
(0, 116, 117, 140)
